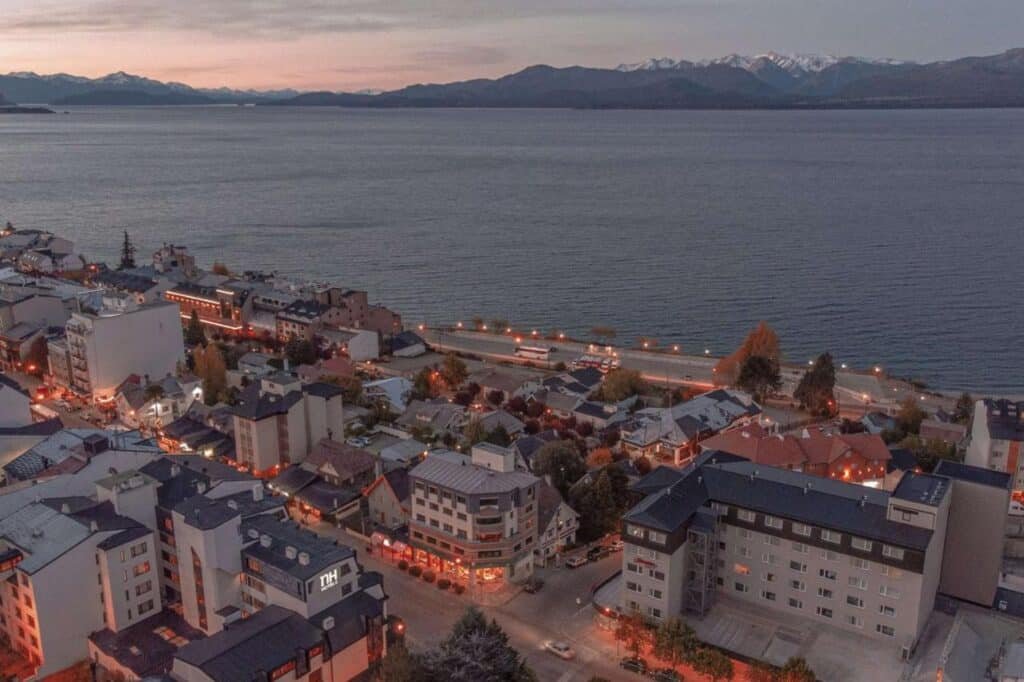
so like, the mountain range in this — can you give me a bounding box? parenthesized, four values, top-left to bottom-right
(3, 48, 1024, 109)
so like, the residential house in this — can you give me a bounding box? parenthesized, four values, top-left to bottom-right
(364, 468, 411, 531)
(115, 374, 203, 430)
(535, 481, 578, 565)
(396, 399, 466, 438)
(470, 369, 540, 404)
(476, 409, 526, 439)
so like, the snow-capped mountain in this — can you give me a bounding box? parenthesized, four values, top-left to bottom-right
(618, 52, 908, 78)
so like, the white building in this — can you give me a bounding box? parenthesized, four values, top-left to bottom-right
(966, 399, 1024, 495)
(61, 295, 185, 402)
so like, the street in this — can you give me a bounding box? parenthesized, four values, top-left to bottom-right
(356, 544, 632, 680)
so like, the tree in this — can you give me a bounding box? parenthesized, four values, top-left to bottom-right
(533, 440, 587, 497)
(714, 321, 781, 385)
(462, 418, 488, 447)
(586, 447, 614, 468)
(485, 424, 512, 447)
(412, 367, 439, 400)
(614, 611, 650, 659)
(440, 353, 468, 389)
(118, 230, 136, 270)
(895, 397, 927, 435)
(736, 354, 782, 402)
(144, 383, 166, 402)
(794, 353, 837, 417)
(780, 656, 816, 682)
(653, 618, 698, 666)
(211, 261, 231, 276)
(322, 374, 363, 405)
(506, 396, 527, 414)
(898, 434, 957, 472)
(748, 660, 779, 682)
(379, 640, 426, 681)
(692, 647, 734, 682)
(193, 343, 227, 405)
(184, 310, 206, 346)
(420, 607, 536, 682)
(570, 466, 629, 542)
(284, 337, 318, 366)
(953, 392, 974, 424)
(486, 389, 504, 406)
(595, 368, 646, 402)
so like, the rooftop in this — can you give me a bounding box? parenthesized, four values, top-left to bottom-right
(410, 454, 538, 495)
(241, 514, 355, 581)
(891, 471, 951, 507)
(933, 460, 1013, 490)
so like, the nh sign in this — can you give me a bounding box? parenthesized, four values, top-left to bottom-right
(320, 568, 339, 591)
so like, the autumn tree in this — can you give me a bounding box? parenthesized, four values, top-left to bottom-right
(692, 647, 734, 682)
(953, 392, 974, 425)
(780, 656, 816, 682)
(714, 321, 781, 385)
(440, 353, 468, 389)
(586, 447, 614, 468)
(653, 618, 698, 666)
(193, 343, 227, 405)
(533, 440, 587, 498)
(614, 611, 650, 659)
(594, 368, 646, 402)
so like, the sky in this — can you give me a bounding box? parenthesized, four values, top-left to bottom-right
(1, 0, 1023, 92)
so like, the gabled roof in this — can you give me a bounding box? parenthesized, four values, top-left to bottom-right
(304, 439, 376, 482)
(229, 387, 302, 421)
(410, 455, 538, 495)
(537, 480, 570, 531)
(391, 331, 425, 352)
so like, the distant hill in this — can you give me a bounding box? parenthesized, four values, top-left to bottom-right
(0, 70, 297, 105)
(0, 91, 8, 105)
(52, 89, 216, 106)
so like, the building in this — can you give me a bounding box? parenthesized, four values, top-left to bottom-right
(390, 331, 426, 358)
(407, 447, 540, 588)
(966, 400, 1024, 497)
(621, 388, 762, 465)
(61, 296, 185, 401)
(701, 423, 893, 487)
(114, 374, 203, 430)
(470, 368, 540, 404)
(535, 481, 578, 564)
(92, 270, 171, 305)
(0, 374, 31, 428)
(364, 468, 411, 531)
(920, 419, 968, 448)
(621, 452, 952, 658)
(396, 399, 466, 438)
(0, 322, 43, 373)
(164, 281, 252, 335)
(152, 243, 197, 278)
(230, 375, 345, 475)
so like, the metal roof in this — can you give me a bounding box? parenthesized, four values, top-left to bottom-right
(410, 454, 538, 495)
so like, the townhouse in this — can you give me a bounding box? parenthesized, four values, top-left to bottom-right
(406, 445, 540, 588)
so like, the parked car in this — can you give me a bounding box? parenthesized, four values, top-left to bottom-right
(648, 667, 681, 681)
(609, 539, 624, 552)
(565, 555, 588, 569)
(346, 436, 371, 447)
(620, 657, 648, 674)
(587, 546, 610, 561)
(543, 640, 576, 660)
(523, 577, 544, 593)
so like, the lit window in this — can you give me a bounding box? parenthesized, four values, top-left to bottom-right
(734, 563, 750, 576)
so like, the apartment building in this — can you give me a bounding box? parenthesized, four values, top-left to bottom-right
(966, 399, 1024, 496)
(310, 285, 402, 335)
(621, 452, 952, 657)
(164, 281, 252, 335)
(230, 374, 345, 475)
(59, 295, 185, 401)
(0, 483, 162, 676)
(407, 446, 540, 587)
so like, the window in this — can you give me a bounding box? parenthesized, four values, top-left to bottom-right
(764, 535, 780, 546)
(762, 572, 777, 583)
(881, 565, 904, 579)
(627, 563, 641, 574)
(879, 604, 897, 618)
(789, 560, 807, 573)
(821, 550, 840, 562)
(848, 576, 868, 591)
(626, 525, 645, 539)
(851, 557, 870, 571)
(819, 568, 837, 581)
(846, 615, 864, 629)
(737, 509, 756, 523)
(762, 553, 778, 565)
(880, 585, 901, 599)
(821, 529, 841, 544)
(649, 607, 662, 619)
(789, 579, 805, 592)
(846, 595, 864, 609)
(764, 515, 783, 530)
(737, 528, 752, 539)
(135, 581, 153, 596)
(734, 563, 750, 576)
(130, 541, 148, 558)
(138, 599, 155, 615)
(816, 606, 833, 619)
(792, 542, 808, 554)
(738, 546, 751, 558)
(649, 531, 666, 544)
(734, 582, 749, 594)
(788, 598, 803, 609)
(876, 624, 895, 637)
(648, 588, 663, 599)
(851, 538, 873, 552)
(882, 545, 905, 561)
(792, 522, 812, 537)
(761, 590, 777, 601)
(626, 581, 641, 593)
(817, 587, 833, 599)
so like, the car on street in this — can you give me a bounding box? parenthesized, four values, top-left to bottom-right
(565, 555, 588, 569)
(648, 667, 682, 681)
(587, 546, 610, 561)
(609, 539, 624, 552)
(620, 657, 648, 674)
(523, 577, 544, 593)
(543, 640, 576, 660)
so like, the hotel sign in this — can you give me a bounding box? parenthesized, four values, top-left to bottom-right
(320, 568, 339, 591)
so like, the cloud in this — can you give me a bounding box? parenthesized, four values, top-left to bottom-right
(0, 0, 684, 38)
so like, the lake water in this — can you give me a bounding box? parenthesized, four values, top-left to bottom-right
(1, 106, 1022, 392)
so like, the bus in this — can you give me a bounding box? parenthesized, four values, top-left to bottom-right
(515, 346, 551, 361)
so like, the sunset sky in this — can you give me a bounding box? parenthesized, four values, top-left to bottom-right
(2, 0, 1022, 91)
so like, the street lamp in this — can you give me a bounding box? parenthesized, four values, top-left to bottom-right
(704, 349, 710, 356)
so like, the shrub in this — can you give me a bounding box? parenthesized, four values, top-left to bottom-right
(422, 570, 436, 583)
(437, 578, 451, 589)
(408, 565, 423, 577)
(453, 584, 466, 595)
(397, 560, 409, 571)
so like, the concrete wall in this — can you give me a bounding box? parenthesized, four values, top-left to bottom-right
(940, 479, 1006, 606)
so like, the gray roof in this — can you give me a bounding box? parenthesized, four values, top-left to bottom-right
(410, 455, 538, 495)
(241, 515, 354, 581)
(625, 452, 936, 551)
(230, 388, 303, 421)
(983, 399, 1024, 442)
(174, 605, 322, 681)
(174, 495, 240, 531)
(933, 460, 1013, 490)
(0, 502, 91, 573)
(891, 472, 950, 507)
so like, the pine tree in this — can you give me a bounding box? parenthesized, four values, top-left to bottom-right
(185, 310, 206, 346)
(119, 230, 136, 270)
(421, 607, 535, 682)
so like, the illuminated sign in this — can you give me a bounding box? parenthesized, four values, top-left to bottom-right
(319, 568, 339, 591)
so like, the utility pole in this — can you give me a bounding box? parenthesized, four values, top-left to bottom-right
(119, 230, 136, 270)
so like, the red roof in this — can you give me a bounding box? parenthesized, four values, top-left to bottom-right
(703, 424, 890, 470)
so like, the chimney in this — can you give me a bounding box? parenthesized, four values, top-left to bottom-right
(322, 616, 336, 631)
(252, 484, 264, 502)
(60, 503, 71, 514)
(170, 463, 181, 477)
(285, 546, 297, 559)
(298, 552, 310, 566)
(260, 534, 272, 548)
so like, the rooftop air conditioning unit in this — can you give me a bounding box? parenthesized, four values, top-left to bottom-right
(285, 546, 297, 559)
(260, 534, 272, 548)
(298, 552, 310, 565)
